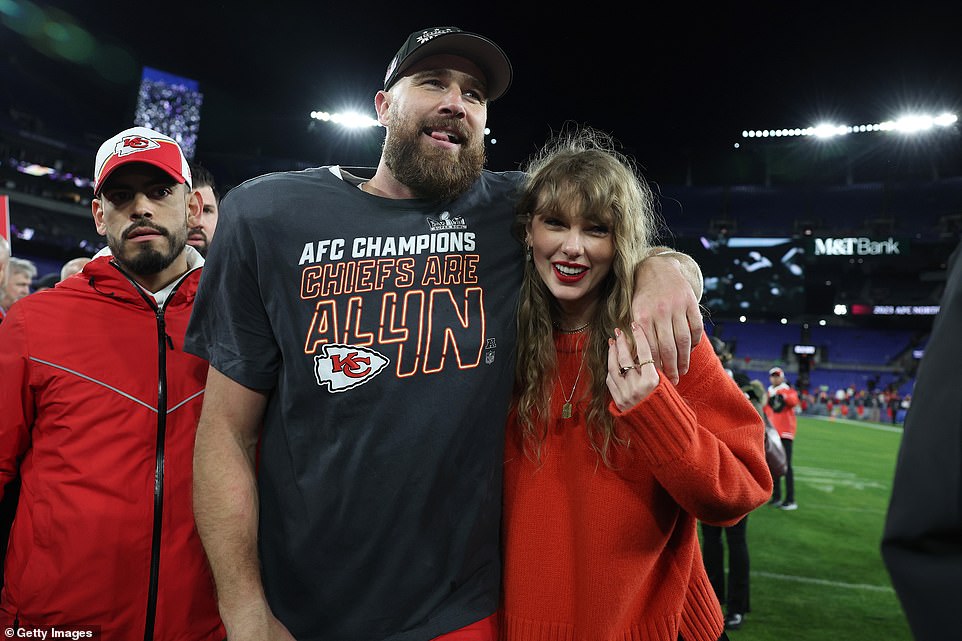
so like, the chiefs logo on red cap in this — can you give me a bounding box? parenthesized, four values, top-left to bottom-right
(114, 135, 161, 157)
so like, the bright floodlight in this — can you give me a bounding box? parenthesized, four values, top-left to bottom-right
(310, 110, 380, 129)
(813, 123, 850, 138)
(742, 111, 957, 140)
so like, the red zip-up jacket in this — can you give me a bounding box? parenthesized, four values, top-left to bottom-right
(0, 255, 223, 641)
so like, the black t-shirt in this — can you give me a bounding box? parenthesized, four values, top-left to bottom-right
(185, 166, 524, 640)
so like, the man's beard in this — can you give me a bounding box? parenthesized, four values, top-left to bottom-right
(187, 229, 210, 257)
(383, 114, 486, 202)
(108, 223, 187, 276)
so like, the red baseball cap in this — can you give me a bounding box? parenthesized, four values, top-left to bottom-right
(93, 126, 192, 194)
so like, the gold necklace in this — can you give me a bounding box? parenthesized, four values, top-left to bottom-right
(560, 347, 588, 419)
(554, 321, 590, 334)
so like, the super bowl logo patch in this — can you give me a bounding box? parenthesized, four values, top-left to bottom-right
(313, 344, 390, 392)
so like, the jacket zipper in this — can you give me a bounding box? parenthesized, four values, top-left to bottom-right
(143, 303, 168, 641)
(106, 262, 190, 641)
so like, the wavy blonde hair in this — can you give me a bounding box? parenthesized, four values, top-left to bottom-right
(513, 125, 663, 467)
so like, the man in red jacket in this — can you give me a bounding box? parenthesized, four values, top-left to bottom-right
(0, 127, 224, 640)
(764, 366, 800, 510)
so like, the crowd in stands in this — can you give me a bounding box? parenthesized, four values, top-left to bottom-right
(714, 319, 920, 424)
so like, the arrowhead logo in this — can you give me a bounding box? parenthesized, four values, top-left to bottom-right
(313, 344, 390, 392)
(115, 135, 161, 157)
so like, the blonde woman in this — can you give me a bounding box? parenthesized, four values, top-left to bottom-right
(501, 127, 772, 641)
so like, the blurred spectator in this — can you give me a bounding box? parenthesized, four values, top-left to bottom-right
(765, 366, 800, 510)
(867, 391, 882, 422)
(0, 257, 37, 312)
(0, 237, 9, 323)
(60, 257, 92, 281)
(701, 338, 762, 631)
(31, 273, 59, 292)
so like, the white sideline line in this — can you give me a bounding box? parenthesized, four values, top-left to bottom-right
(754, 570, 894, 593)
(807, 415, 903, 433)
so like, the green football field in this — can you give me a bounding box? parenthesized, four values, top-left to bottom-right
(712, 415, 912, 641)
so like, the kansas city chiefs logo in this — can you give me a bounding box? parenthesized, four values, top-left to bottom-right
(313, 344, 389, 392)
(115, 135, 160, 156)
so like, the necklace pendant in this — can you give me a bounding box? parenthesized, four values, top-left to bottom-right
(562, 402, 573, 419)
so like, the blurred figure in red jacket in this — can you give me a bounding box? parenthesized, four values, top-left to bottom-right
(764, 366, 800, 510)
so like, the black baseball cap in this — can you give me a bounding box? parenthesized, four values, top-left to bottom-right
(383, 26, 513, 101)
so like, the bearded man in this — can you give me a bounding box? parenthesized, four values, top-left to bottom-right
(0, 127, 223, 640)
(185, 27, 705, 641)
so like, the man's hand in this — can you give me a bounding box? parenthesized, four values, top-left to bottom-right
(632, 252, 704, 384)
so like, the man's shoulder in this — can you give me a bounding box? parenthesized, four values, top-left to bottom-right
(224, 166, 341, 201)
(456, 169, 525, 207)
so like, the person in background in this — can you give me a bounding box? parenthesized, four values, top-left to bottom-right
(500, 126, 771, 641)
(0, 126, 223, 640)
(699, 338, 760, 632)
(60, 256, 92, 281)
(31, 273, 59, 292)
(882, 240, 962, 641)
(0, 257, 37, 312)
(0, 237, 8, 323)
(0, 237, 12, 583)
(187, 161, 219, 257)
(700, 376, 769, 632)
(765, 366, 800, 510)
(186, 27, 704, 641)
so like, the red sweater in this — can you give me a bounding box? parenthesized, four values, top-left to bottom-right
(501, 336, 772, 641)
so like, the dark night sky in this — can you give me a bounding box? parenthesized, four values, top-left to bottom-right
(3, 1, 962, 186)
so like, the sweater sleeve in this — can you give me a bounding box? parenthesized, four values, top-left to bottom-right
(609, 338, 773, 526)
(0, 307, 35, 500)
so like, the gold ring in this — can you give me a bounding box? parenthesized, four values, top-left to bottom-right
(620, 359, 656, 376)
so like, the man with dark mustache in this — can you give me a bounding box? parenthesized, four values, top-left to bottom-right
(0, 127, 224, 640)
(186, 27, 704, 641)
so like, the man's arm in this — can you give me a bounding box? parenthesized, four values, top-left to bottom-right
(632, 247, 705, 385)
(193, 366, 295, 641)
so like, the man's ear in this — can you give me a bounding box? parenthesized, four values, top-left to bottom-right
(91, 197, 107, 237)
(375, 90, 391, 126)
(187, 188, 202, 228)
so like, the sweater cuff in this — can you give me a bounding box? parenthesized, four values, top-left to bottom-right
(609, 373, 697, 465)
(681, 569, 725, 641)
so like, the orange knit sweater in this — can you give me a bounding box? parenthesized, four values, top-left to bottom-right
(500, 335, 772, 641)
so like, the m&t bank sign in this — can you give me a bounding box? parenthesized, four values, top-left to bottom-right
(809, 237, 906, 257)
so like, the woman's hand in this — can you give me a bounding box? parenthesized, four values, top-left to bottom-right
(606, 322, 661, 412)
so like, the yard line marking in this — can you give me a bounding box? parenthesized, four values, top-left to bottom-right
(754, 571, 894, 593)
(808, 416, 903, 433)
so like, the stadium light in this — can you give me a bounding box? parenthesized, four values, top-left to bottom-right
(741, 111, 958, 141)
(310, 110, 381, 129)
